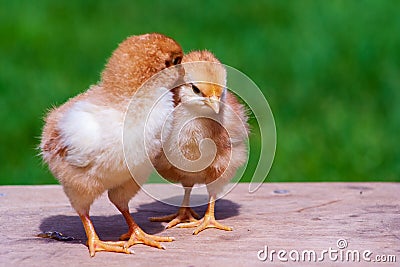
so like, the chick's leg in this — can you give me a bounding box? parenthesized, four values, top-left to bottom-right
(177, 194, 232, 235)
(64, 185, 129, 256)
(79, 214, 130, 257)
(108, 180, 174, 249)
(149, 187, 199, 229)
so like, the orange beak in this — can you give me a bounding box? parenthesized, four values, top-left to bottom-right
(205, 95, 220, 114)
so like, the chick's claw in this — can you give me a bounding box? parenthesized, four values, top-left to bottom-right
(149, 207, 200, 229)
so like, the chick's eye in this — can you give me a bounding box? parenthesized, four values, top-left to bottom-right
(172, 56, 182, 65)
(191, 84, 201, 94)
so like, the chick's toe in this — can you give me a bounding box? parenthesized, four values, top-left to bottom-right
(123, 227, 174, 250)
(149, 207, 200, 229)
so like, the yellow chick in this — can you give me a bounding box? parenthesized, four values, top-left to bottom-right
(40, 33, 183, 256)
(150, 51, 249, 234)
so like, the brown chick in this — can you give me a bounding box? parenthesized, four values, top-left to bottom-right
(40, 33, 183, 256)
(150, 51, 249, 234)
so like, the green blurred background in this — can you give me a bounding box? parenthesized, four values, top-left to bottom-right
(1, 0, 399, 185)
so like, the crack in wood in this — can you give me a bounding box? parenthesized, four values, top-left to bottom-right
(295, 200, 341, 213)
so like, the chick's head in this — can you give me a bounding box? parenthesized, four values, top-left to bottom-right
(102, 33, 183, 95)
(178, 51, 226, 114)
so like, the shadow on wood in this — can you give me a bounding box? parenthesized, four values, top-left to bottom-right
(138, 197, 241, 220)
(38, 198, 240, 243)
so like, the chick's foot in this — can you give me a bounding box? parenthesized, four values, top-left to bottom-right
(80, 214, 130, 256)
(87, 238, 130, 256)
(149, 207, 200, 229)
(177, 213, 232, 235)
(176, 196, 232, 235)
(120, 226, 174, 249)
(118, 209, 174, 249)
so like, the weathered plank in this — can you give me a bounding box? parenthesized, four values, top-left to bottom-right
(0, 183, 399, 266)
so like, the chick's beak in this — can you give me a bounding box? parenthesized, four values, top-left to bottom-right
(205, 95, 220, 114)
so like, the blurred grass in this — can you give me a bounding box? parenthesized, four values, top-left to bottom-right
(0, 0, 399, 184)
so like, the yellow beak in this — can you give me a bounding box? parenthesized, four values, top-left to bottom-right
(205, 96, 220, 114)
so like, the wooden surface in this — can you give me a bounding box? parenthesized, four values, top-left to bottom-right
(0, 183, 399, 266)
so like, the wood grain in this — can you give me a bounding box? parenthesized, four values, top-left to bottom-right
(0, 183, 398, 266)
